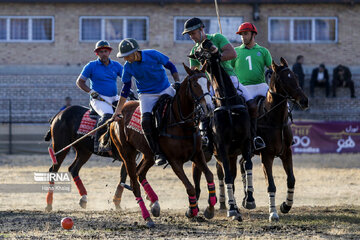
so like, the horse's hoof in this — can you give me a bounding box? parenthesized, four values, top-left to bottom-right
(79, 199, 87, 209)
(145, 218, 155, 228)
(280, 202, 292, 214)
(232, 214, 243, 222)
(204, 206, 215, 219)
(150, 201, 160, 217)
(227, 209, 239, 218)
(244, 201, 256, 210)
(219, 202, 227, 210)
(185, 208, 198, 218)
(269, 212, 279, 222)
(113, 200, 121, 211)
(45, 204, 52, 212)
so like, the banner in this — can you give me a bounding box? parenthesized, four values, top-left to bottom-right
(291, 121, 360, 154)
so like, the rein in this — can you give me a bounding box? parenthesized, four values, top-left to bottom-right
(159, 72, 210, 161)
(257, 67, 297, 122)
(168, 72, 209, 127)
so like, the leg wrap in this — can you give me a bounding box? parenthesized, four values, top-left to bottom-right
(269, 192, 276, 213)
(226, 184, 236, 207)
(207, 182, 217, 206)
(188, 195, 199, 216)
(141, 179, 158, 203)
(136, 197, 150, 220)
(73, 176, 87, 196)
(46, 181, 54, 205)
(246, 169, 254, 192)
(285, 187, 294, 206)
(219, 180, 225, 203)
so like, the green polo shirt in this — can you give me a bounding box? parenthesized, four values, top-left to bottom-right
(189, 33, 236, 77)
(231, 43, 272, 85)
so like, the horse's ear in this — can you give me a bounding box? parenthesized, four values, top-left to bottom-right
(272, 60, 279, 72)
(183, 63, 193, 75)
(280, 57, 288, 67)
(188, 54, 196, 59)
(200, 60, 208, 73)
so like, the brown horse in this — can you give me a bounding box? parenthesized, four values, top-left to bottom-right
(237, 57, 308, 221)
(108, 64, 216, 227)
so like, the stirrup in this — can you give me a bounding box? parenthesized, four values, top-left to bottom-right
(253, 136, 266, 150)
(155, 154, 167, 166)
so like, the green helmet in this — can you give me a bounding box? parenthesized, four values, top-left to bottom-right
(94, 40, 112, 52)
(117, 38, 139, 58)
(182, 17, 204, 35)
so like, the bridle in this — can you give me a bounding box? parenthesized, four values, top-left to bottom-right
(171, 72, 211, 127)
(258, 67, 301, 121)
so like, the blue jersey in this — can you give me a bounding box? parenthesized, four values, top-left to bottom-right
(122, 49, 170, 94)
(81, 59, 123, 97)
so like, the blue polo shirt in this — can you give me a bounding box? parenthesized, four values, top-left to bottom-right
(122, 49, 170, 94)
(81, 59, 123, 97)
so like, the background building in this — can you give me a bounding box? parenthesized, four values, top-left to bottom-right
(0, 0, 359, 152)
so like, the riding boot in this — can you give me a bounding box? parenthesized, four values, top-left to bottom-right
(95, 113, 112, 154)
(141, 112, 167, 166)
(247, 99, 266, 151)
(99, 113, 113, 153)
(199, 116, 213, 154)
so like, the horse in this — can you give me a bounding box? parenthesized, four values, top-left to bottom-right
(239, 57, 308, 221)
(189, 41, 254, 222)
(44, 102, 131, 212)
(202, 57, 309, 222)
(108, 64, 216, 227)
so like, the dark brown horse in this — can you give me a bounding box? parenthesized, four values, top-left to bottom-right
(190, 41, 254, 222)
(44, 105, 129, 212)
(243, 57, 308, 221)
(108, 64, 216, 227)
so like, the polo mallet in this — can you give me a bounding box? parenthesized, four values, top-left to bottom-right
(214, 0, 222, 34)
(96, 95, 118, 109)
(48, 119, 112, 165)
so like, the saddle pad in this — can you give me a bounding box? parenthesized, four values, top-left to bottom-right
(127, 106, 143, 134)
(77, 110, 97, 136)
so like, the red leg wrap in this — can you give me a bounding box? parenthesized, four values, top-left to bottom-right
(141, 179, 158, 203)
(136, 197, 150, 220)
(73, 176, 87, 196)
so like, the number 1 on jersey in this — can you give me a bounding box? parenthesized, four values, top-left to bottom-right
(246, 56, 252, 70)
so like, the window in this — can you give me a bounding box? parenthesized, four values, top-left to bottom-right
(269, 17, 337, 43)
(80, 16, 148, 42)
(174, 16, 243, 43)
(0, 16, 54, 42)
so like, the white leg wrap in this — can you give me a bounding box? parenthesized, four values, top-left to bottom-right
(246, 170, 254, 192)
(285, 187, 294, 206)
(269, 192, 276, 213)
(226, 184, 236, 206)
(219, 180, 225, 203)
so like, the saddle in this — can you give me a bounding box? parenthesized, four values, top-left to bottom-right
(152, 94, 172, 133)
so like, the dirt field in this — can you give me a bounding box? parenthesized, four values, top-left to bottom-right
(0, 153, 360, 239)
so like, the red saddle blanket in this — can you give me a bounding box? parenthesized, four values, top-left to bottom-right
(77, 110, 97, 136)
(127, 106, 143, 134)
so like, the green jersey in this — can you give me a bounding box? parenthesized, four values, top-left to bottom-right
(231, 44, 272, 86)
(189, 33, 236, 77)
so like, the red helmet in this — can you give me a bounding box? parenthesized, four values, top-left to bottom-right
(236, 22, 257, 35)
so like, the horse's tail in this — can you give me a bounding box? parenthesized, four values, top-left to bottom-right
(44, 129, 52, 142)
(44, 110, 62, 142)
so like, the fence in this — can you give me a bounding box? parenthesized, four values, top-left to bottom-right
(0, 98, 89, 154)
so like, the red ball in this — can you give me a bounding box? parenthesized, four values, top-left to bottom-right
(61, 217, 74, 230)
